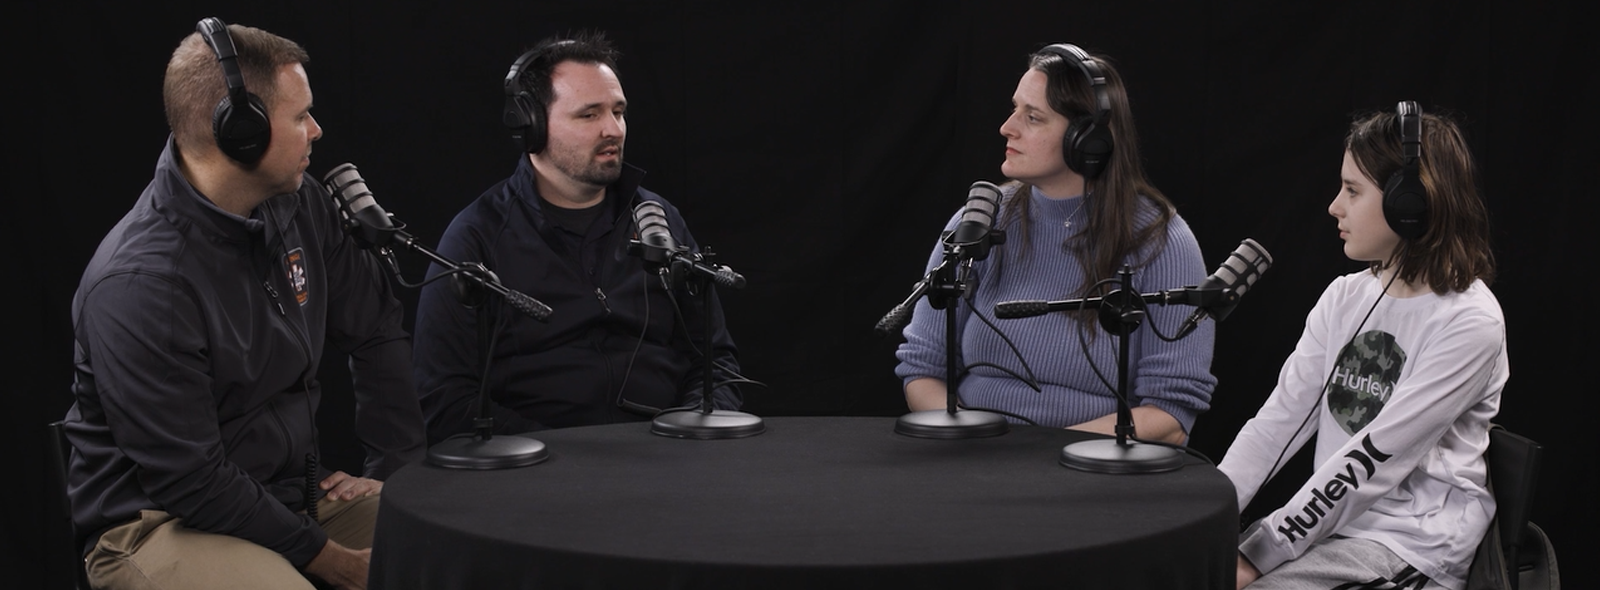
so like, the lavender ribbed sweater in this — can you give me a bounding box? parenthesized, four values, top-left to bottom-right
(895, 185, 1218, 433)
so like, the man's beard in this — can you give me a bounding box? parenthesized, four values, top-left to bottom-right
(549, 139, 624, 187)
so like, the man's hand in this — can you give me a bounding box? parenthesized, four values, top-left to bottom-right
(305, 539, 371, 590)
(319, 471, 383, 501)
(1236, 553, 1260, 589)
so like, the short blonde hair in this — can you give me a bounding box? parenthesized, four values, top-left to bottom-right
(162, 24, 309, 153)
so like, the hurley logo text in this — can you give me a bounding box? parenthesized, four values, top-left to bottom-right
(1276, 434, 1393, 543)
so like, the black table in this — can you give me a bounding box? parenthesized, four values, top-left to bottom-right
(370, 416, 1238, 589)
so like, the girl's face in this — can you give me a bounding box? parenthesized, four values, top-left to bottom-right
(1329, 150, 1402, 263)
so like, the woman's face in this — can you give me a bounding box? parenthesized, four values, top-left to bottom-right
(999, 69, 1077, 191)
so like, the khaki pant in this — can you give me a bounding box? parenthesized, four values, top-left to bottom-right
(84, 493, 380, 590)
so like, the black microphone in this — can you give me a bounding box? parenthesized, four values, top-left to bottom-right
(994, 300, 1054, 319)
(629, 200, 746, 290)
(1176, 238, 1273, 336)
(874, 276, 934, 336)
(941, 181, 1005, 260)
(991, 238, 1272, 333)
(631, 200, 677, 266)
(322, 163, 415, 250)
(320, 162, 552, 321)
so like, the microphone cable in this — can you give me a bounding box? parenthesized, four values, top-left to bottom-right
(658, 279, 767, 392)
(386, 254, 500, 291)
(958, 284, 1043, 393)
(263, 203, 323, 521)
(950, 292, 1043, 427)
(645, 280, 766, 418)
(1067, 276, 1126, 402)
(1253, 271, 1396, 499)
(1129, 436, 1216, 465)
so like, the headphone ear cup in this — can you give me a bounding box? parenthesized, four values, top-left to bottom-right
(503, 92, 531, 151)
(1062, 118, 1113, 180)
(213, 92, 272, 165)
(505, 92, 546, 154)
(522, 93, 547, 154)
(1383, 169, 1429, 240)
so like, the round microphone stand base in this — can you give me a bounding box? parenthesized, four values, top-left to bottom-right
(426, 433, 549, 470)
(894, 409, 1010, 439)
(1059, 439, 1184, 474)
(651, 409, 766, 440)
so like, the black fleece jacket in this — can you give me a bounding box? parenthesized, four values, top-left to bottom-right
(65, 139, 426, 567)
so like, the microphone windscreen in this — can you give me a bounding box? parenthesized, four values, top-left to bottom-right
(994, 300, 1050, 319)
(875, 304, 913, 336)
(632, 200, 676, 251)
(1219, 238, 1272, 298)
(323, 163, 380, 215)
(949, 181, 1002, 246)
(715, 266, 746, 290)
(1203, 238, 1273, 323)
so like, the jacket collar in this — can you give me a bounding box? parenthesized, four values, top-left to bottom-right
(150, 136, 304, 244)
(509, 154, 647, 217)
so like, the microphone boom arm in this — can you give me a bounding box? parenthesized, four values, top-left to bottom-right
(995, 285, 1239, 326)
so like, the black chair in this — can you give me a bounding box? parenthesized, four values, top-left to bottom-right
(1468, 424, 1560, 590)
(47, 420, 90, 590)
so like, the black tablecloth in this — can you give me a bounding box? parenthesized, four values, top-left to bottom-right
(370, 416, 1238, 589)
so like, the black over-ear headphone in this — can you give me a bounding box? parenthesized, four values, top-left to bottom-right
(1036, 43, 1114, 180)
(196, 17, 272, 165)
(1383, 101, 1429, 240)
(503, 40, 577, 154)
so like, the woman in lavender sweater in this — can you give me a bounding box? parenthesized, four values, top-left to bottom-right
(895, 44, 1216, 444)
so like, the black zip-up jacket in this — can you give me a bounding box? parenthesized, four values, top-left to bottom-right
(64, 139, 426, 567)
(413, 157, 742, 443)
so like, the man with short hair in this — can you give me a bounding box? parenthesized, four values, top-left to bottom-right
(64, 19, 424, 590)
(412, 31, 744, 442)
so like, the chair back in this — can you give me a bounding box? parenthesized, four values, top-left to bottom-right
(1486, 424, 1540, 580)
(46, 420, 88, 590)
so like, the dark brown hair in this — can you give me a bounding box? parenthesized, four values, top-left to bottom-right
(515, 30, 622, 118)
(1346, 109, 1495, 293)
(1001, 47, 1174, 301)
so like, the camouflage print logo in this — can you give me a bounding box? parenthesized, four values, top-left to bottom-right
(1325, 330, 1405, 435)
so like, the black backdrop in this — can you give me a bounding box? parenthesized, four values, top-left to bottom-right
(6, 2, 1594, 588)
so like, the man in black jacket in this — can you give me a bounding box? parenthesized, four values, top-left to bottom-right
(412, 31, 743, 443)
(63, 19, 424, 590)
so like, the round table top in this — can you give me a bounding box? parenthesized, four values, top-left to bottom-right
(371, 416, 1238, 589)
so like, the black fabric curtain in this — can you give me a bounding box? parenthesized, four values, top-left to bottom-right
(7, 2, 1592, 589)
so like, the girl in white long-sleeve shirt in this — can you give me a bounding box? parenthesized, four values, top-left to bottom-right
(1220, 103, 1505, 590)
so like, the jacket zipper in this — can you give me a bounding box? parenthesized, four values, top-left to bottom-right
(263, 280, 286, 317)
(261, 278, 306, 496)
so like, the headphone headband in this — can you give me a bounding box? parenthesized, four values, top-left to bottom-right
(1382, 100, 1429, 239)
(195, 17, 271, 165)
(1396, 100, 1421, 165)
(197, 18, 247, 95)
(1038, 43, 1110, 123)
(504, 40, 579, 153)
(1035, 43, 1114, 179)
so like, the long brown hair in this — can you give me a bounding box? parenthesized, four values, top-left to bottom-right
(1345, 109, 1495, 294)
(1000, 46, 1174, 299)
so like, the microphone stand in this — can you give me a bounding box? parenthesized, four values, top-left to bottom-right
(421, 260, 551, 469)
(322, 162, 549, 468)
(894, 245, 1010, 439)
(996, 266, 1189, 473)
(648, 247, 766, 439)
